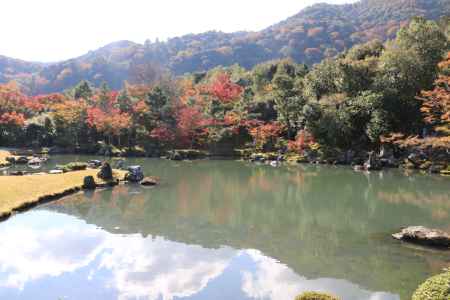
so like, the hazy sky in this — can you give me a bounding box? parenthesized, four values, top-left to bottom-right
(1, 0, 356, 62)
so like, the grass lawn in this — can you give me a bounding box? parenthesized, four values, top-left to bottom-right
(0, 169, 126, 219)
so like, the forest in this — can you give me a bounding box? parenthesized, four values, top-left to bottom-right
(0, 17, 449, 170)
(1, 0, 450, 94)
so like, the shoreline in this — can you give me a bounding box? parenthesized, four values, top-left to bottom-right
(0, 168, 127, 222)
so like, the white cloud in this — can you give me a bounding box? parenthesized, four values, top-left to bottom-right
(0, 0, 357, 62)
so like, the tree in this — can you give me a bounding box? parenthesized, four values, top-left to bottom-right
(52, 100, 88, 146)
(248, 122, 283, 151)
(176, 105, 207, 148)
(208, 73, 243, 103)
(272, 70, 306, 138)
(73, 80, 93, 100)
(396, 16, 448, 87)
(417, 59, 450, 137)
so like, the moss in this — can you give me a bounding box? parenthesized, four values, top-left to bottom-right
(295, 292, 340, 300)
(412, 271, 450, 300)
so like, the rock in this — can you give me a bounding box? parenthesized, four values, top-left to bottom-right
(392, 226, 450, 248)
(250, 153, 266, 162)
(353, 165, 364, 171)
(6, 156, 16, 163)
(429, 164, 445, 174)
(16, 156, 29, 164)
(380, 157, 399, 168)
(97, 162, 113, 180)
(363, 151, 381, 171)
(172, 152, 182, 161)
(379, 145, 394, 159)
(28, 157, 42, 165)
(49, 170, 64, 174)
(82, 176, 97, 190)
(114, 159, 126, 169)
(125, 165, 144, 182)
(140, 177, 159, 186)
(167, 149, 207, 160)
(87, 160, 102, 168)
(407, 153, 421, 167)
(269, 161, 280, 167)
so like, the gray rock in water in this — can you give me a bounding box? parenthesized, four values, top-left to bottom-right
(125, 165, 144, 182)
(83, 176, 97, 190)
(392, 226, 450, 248)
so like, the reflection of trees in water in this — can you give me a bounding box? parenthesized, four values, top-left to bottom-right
(48, 161, 450, 299)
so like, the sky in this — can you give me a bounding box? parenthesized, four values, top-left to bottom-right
(1, 0, 356, 62)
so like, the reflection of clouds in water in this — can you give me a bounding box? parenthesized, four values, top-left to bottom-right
(0, 212, 234, 300)
(0, 212, 399, 300)
(99, 235, 234, 300)
(0, 219, 105, 290)
(241, 249, 399, 300)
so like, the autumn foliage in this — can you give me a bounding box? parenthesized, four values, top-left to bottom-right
(208, 73, 243, 103)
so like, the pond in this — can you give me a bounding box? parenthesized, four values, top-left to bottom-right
(0, 156, 449, 300)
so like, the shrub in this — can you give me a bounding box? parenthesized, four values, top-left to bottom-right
(412, 271, 450, 300)
(295, 292, 340, 300)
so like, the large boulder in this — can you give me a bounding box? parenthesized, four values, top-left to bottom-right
(97, 162, 113, 180)
(82, 176, 97, 190)
(392, 226, 450, 248)
(125, 165, 144, 183)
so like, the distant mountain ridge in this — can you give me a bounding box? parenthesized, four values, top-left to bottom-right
(1, 0, 449, 94)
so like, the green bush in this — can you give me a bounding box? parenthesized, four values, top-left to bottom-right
(412, 271, 450, 300)
(295, 292, 340, 300)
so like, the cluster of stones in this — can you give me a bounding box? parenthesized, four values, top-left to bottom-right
(82, 162, 159, 190)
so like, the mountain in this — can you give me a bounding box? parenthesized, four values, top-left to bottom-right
(1, 0, 449, 94)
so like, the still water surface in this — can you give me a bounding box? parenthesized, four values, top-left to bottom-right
(0, 156, 449, 300)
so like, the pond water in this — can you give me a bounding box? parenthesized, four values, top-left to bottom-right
(0, 156, 449, 300)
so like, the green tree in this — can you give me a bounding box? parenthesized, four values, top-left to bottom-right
(73, 80, 93, 100)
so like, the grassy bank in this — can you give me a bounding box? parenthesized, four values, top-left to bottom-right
(0, 169, 126, 220)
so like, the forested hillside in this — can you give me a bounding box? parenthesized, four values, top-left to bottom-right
(1, 0, 450, 94)
(1, 17, 448, 174)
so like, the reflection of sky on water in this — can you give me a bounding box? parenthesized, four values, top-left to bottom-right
(0, 210, 399, 300)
